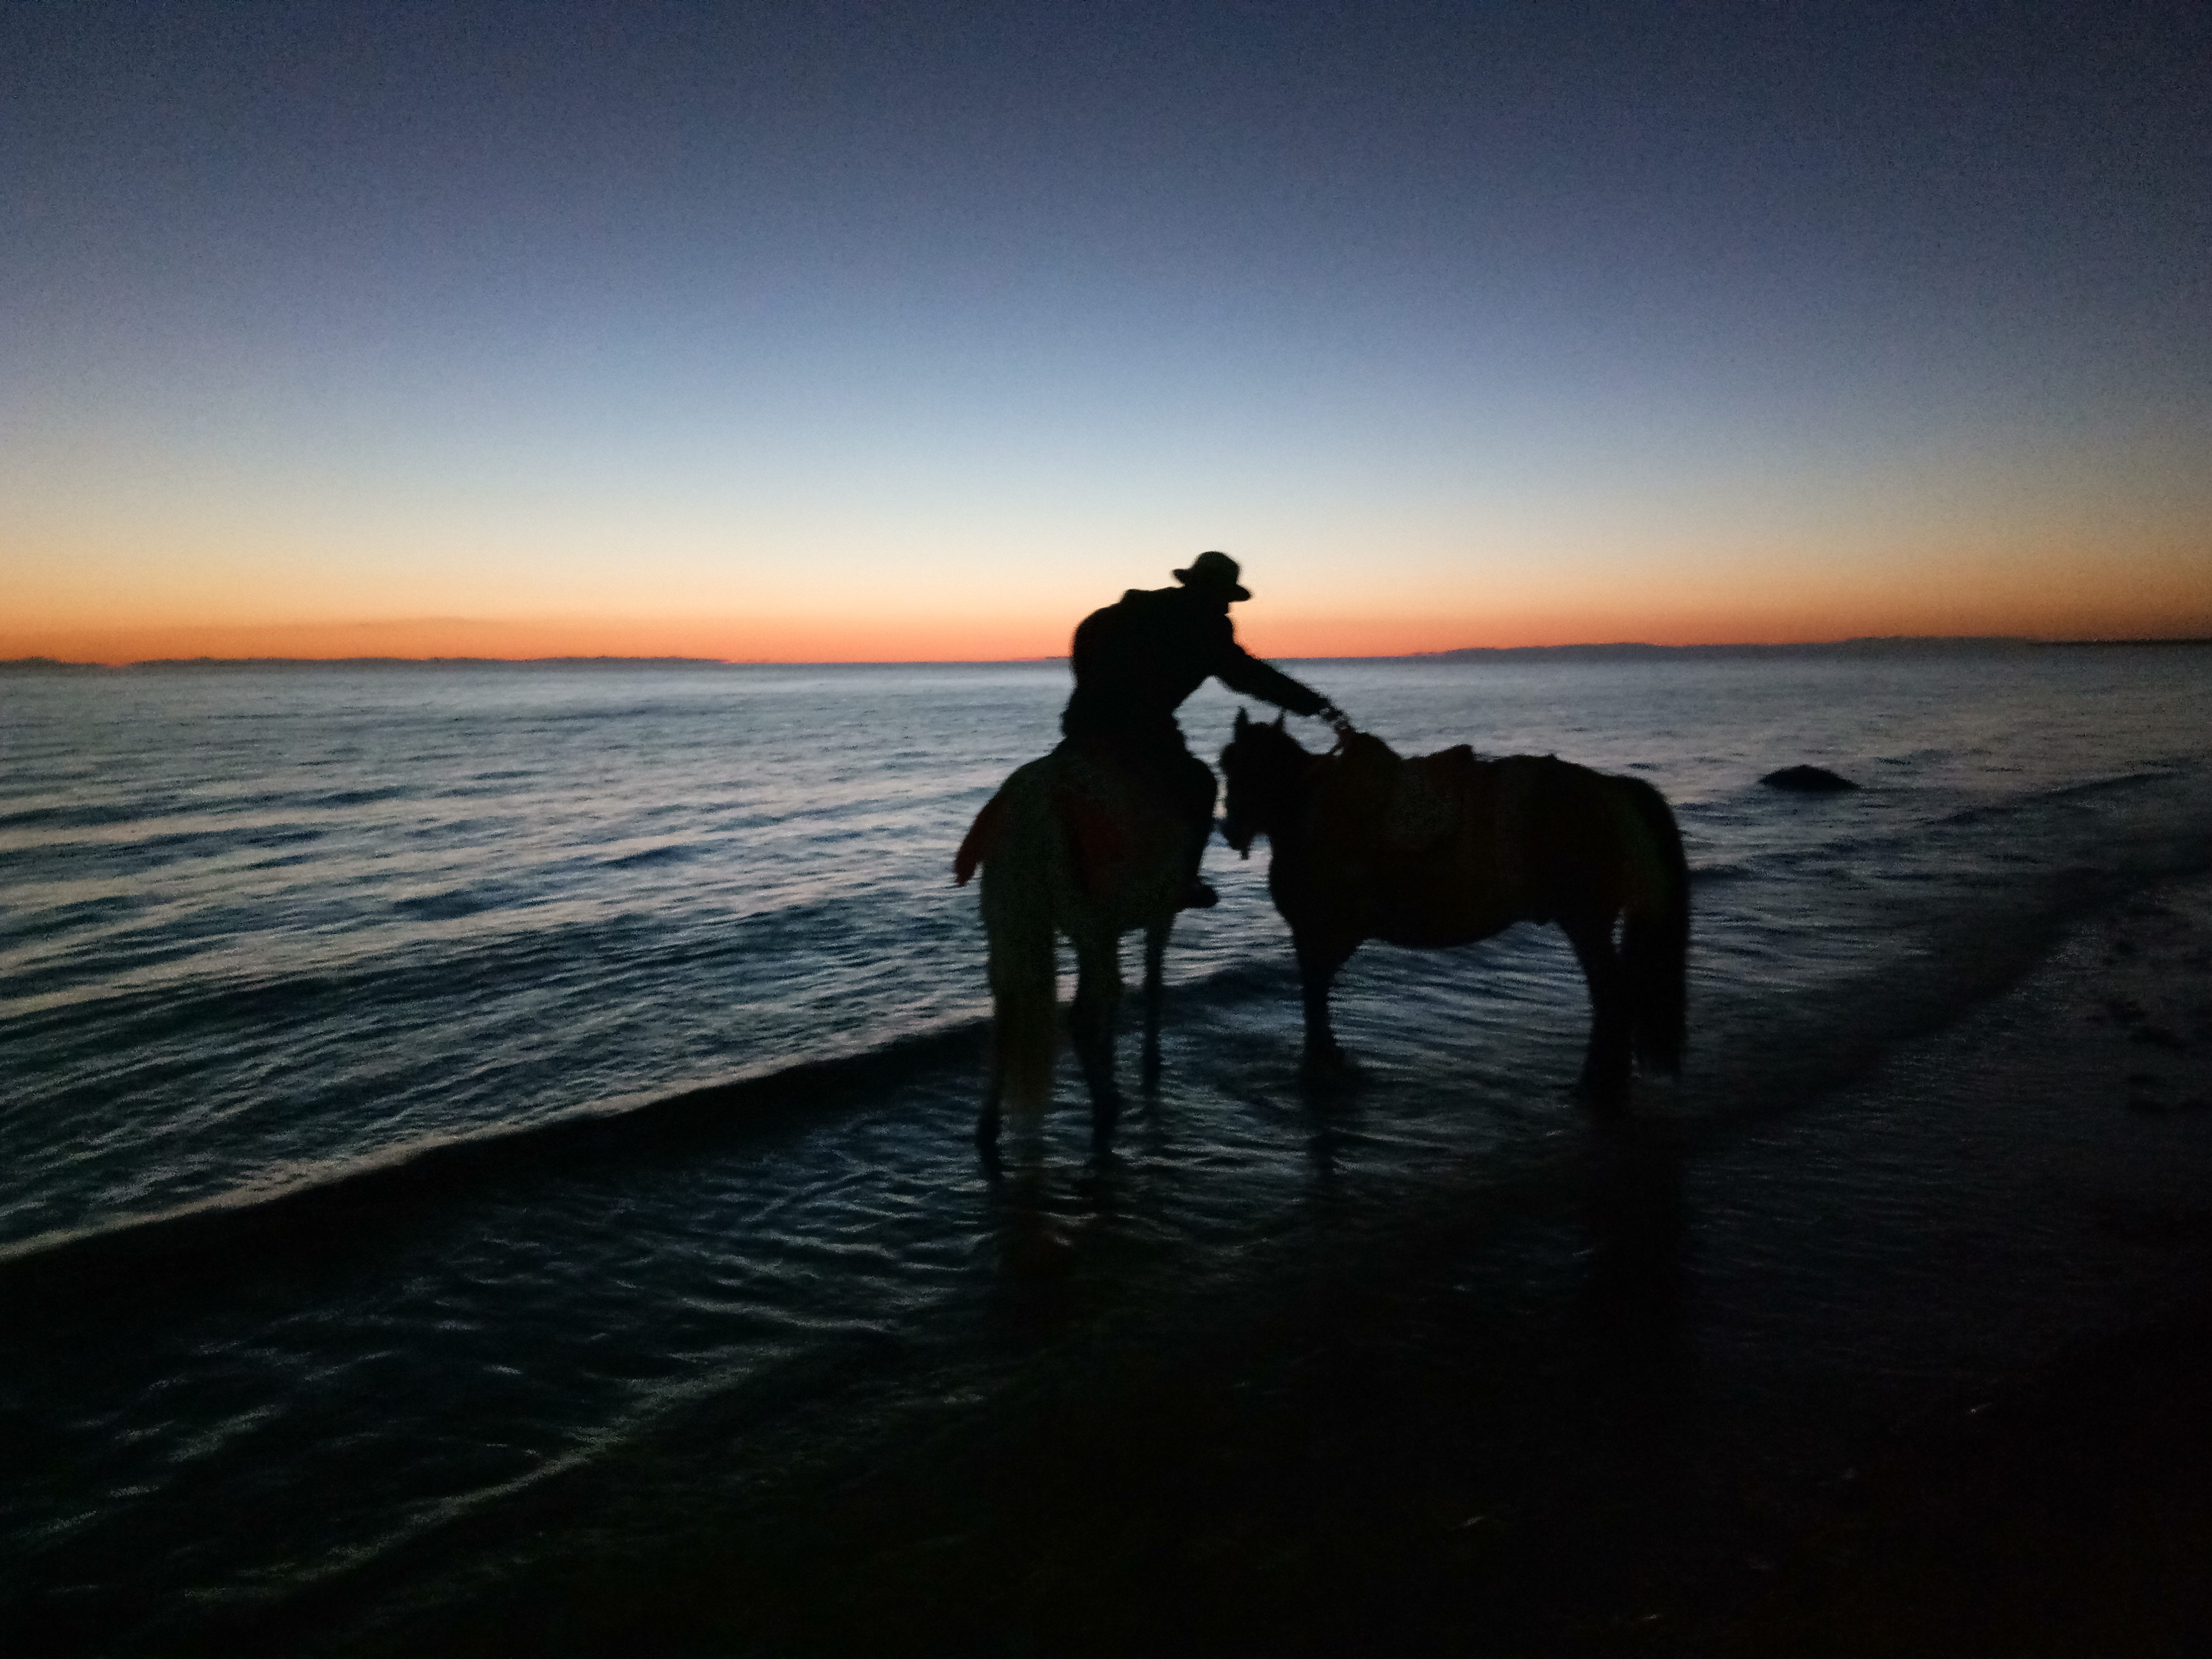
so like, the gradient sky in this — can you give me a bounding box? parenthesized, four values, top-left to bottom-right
(5, 1, 2208, 660)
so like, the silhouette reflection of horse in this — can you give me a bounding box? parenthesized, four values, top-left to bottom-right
(1219, 713, 1689, 1105)
(955, 744, 1188, 1162)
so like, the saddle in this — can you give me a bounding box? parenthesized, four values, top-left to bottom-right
(1326, 732, 1486, 854)
(953, 745, 1181, 902)
(1053, 744, 1185, 900)
(1385, 745, 1482, 851)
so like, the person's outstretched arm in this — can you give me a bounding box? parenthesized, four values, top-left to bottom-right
(1213, 639, 1344, 725)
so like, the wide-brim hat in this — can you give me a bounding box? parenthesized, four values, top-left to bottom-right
(1173, 550, 1251, 600)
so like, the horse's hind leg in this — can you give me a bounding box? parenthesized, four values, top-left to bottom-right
(1139, 919, 1168, 1095)
(975, 1071, 1004, 1171)
(1565, 912, 1631, 1108)
(1070, 926, 1126, 1147)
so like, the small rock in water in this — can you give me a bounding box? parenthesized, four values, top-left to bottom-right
(1761, 764, 1857, 793)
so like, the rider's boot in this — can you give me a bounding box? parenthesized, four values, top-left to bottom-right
(1179, 821, 1217, 909)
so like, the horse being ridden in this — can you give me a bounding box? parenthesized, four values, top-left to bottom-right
(954, 744, 1188, 1159)
(955, 552, 1346, 1166)
(1218, 713, 1690, 1106)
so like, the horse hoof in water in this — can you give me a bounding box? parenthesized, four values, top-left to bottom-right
(1570, 1075, 1632, 1113)
(974, 1113, 1006, 1177)
(1003, 1217, 1078, 1277)
(1300, 1047, 1365, 1088)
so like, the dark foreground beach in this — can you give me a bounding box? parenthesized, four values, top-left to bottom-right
(139, 874, 2211, 1659)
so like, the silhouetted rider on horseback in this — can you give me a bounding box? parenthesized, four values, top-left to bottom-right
(1060, 551, 1346, 909)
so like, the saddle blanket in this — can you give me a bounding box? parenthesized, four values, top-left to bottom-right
(1382, 743, 1480, 851)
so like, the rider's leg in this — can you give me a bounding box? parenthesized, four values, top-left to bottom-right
(1171, 750, 1219, 908)
(1067, 729, 1219, 910)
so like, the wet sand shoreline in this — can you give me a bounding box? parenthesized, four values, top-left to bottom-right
(1713, 1289, 2212, 1657)
(178, 873, 2212, 1658)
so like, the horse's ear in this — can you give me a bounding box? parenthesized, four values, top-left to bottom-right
(1273, 711, 1287, 732)
(1234, 707, 1249, 734)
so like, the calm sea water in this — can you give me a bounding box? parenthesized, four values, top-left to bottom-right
(6, 649, 2212, 1651)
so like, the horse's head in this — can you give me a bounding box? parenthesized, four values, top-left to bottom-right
(1218, 708, 1313, 856)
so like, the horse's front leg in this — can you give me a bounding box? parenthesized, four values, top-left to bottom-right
(1294, 929, 1355, 1074)
(1564, 911, 1631, 1109)
(1070, 926, 1126, 1147)
(1139, 918, 1169, 1095)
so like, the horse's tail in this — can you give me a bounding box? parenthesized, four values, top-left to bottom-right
(987, 886, 1059, 1115)
(953, 789, 1009, 887)
(975, 765, 1061, 1116)
(1615, 776, 1689, 1074)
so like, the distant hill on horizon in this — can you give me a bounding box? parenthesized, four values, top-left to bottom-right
(1413, 636, 2038, 660)
(0, 653, 1075, 673)
(0, 654, 751, 672)
(5, 637, 2208, 672)
(1411, 635, 2212, 661)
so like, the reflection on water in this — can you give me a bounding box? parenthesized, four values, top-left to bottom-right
(1571, 1116, 1691, 1478)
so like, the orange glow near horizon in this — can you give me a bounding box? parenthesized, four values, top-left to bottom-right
(9, 526, 2210, 664)
(11, 421, 2208, 664)
(0, 614, 1080, 667)
(8, 584, 2211, 667)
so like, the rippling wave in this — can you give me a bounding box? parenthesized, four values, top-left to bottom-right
(7, 649, 2212, 1654)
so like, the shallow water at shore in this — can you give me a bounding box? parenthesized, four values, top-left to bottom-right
(6, 648, 2212, 1653)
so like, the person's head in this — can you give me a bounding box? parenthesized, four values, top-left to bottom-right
(1173, 550, 1251, 606)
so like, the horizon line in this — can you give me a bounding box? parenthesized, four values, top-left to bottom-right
(9, 633, 2212, 670)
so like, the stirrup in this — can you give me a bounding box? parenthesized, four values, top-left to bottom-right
(1179, 881, 1219, 910)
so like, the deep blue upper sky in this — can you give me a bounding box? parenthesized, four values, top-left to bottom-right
(5, 1, 2208, 655)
